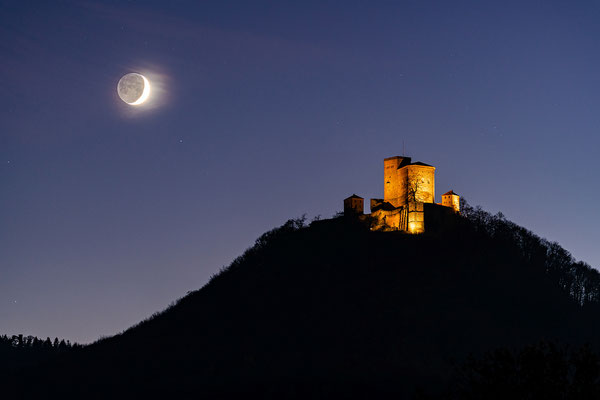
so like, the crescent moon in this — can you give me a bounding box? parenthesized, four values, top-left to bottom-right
(130, 75, 151, 105)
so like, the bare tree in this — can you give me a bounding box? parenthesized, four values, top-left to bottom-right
(406, 172, 424, 203)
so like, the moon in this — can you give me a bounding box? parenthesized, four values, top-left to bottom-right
(117, 73, 151, 105)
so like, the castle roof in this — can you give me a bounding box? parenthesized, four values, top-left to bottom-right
(384, 156, 412, 168)
(410, 161, 433, 167)
(443, 190, 459, 196)
(371, 201, 397, 212)
(385, 156, 434, 169)
(345, 194, 363, 200)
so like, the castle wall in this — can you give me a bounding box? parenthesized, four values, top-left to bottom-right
(371, 207, 408, 231)
(407, 201, 425, 233)
(406, 165, 435, 204)
(384, 157, 408, 208)
(386, 167, 409, 208)
(424, 203, 459, 232)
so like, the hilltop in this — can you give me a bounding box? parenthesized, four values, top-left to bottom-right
(5, 205, 600, 399)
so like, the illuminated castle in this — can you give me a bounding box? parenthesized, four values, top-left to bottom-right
(343, 156, 460, 233)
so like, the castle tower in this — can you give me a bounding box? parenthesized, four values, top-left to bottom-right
(381, 156, 435, 233)
(343, 194, 364, 215)
(383, 156, 435, 208)
(441, 190, 460, 213)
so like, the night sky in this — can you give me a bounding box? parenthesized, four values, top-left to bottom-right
(2, 1, 600, 343)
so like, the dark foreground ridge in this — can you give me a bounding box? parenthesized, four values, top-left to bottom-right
(5, 204, 600, 399)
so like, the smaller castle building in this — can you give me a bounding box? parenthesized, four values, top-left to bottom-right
(344, 156, 460, 233)
(441, 190, 460, 213)
(343, 194, 364, 215)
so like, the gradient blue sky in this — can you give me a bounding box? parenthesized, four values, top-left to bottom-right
(2, 1, 599, 343)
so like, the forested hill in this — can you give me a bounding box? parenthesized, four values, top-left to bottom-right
(6, 204, 600, 399)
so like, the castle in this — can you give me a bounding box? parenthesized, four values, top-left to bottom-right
(344, 156, 460, 233)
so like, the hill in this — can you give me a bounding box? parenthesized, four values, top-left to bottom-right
(5, 205, 600, 399)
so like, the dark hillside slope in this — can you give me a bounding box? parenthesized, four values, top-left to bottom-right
(10, 214, 600, 398)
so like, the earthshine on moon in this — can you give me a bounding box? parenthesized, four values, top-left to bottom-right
(117, 73, 151, 105)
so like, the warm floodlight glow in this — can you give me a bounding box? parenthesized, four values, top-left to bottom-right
(408, 221, 423, 234)
(131, 75, 151, 105)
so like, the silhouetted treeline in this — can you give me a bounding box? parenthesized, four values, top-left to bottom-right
(451, 341, 600, 399)
(461, 200, 600, 305)
(0, 334, 79, 371)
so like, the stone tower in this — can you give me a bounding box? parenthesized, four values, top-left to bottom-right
(383, 156, 435, 208)
(441, 190, 460, 213)
(343, 194, 364, 215)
